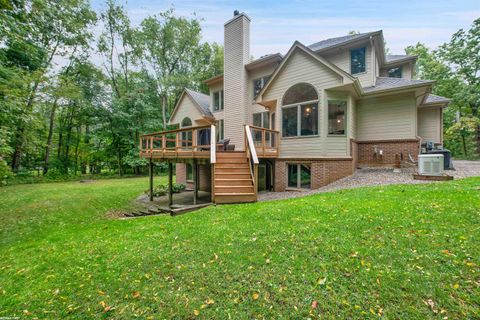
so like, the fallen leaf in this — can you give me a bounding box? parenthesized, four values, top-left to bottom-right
(194, 309, 200, 316)
(317, 277, 327, 285)
(98, 290, 105, 296)
(206, 298, 214, 305)
(311, 300, 318, 309)
(252, 293, 259, 300)
(132, 291, 140, 298)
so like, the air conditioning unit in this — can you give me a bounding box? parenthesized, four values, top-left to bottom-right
(418, 154, 444, 176)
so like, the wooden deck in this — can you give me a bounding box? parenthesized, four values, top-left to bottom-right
(140, 124, 280, 205)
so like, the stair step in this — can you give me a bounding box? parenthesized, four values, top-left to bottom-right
(216, 152, 247, 158)
(215, 186, 255, 193)
(216, 158, 249, 164)
(215, 178, 253, 186)
(214, 193, 256, 204)
(215, 173, 252, 179)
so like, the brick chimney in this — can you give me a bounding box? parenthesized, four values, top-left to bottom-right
(223, 11, 250, 150)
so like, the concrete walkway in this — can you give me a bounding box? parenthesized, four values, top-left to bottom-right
(258, 160, 480, 202)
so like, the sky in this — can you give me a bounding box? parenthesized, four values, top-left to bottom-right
(90, 0, 480, 58)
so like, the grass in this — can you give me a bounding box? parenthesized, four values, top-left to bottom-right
(0, 177, 479, 319)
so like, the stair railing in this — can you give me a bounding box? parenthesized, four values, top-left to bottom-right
(210, 124, 216, 164)
(245, 125, 259, 196)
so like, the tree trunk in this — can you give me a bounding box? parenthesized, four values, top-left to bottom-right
(43, 98, 59, 174)
(162, 94, 167, 130)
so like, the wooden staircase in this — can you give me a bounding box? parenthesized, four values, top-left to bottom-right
(213, 151, 256, 204)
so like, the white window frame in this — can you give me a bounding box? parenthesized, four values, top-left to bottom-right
(212, 90, 224, 111)
(216, 119, 224, 141)
(281, 99, 319, 138)
(327, 100, 347, 136)
(253, 76, 270, 98)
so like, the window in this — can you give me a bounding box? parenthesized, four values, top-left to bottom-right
(253, 112, 269, 128)
(287, 164, 311, 189)
(186, 163, 193, 181)
(216, 119, 224, 141)
(387, 67, 402, 78)
(282, 83, 319, 137)
(213, 90, 224, 111)
(181, 117, 192, 148)
(253, 75, 271, 97)
(350, 47, 366, 74)
(328, 100, 347, 135)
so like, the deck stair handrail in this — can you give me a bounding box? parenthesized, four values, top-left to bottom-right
(210, 124, 216, 164)
(245, 125, 259, 195)
(139, 125, 212, 158)
(248, 125, 279, 158)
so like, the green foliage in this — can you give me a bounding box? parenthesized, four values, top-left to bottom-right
(444, 117, 480, 159)
(0, 177, 479, 317)
(406, 18, 480, 158)
(145, 182, 186, 197)
(0, 157, 12, 186)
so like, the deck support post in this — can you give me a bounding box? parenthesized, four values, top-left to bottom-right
(168, 161, 173, 207)
(149, 159, 154, 202)
(193, 160, 198, 205)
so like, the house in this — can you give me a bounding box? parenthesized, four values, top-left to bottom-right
(140, 11, 450, 204)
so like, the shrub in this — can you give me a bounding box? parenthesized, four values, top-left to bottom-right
(0, 158, 13, 186)
(145, 183, 186, 197)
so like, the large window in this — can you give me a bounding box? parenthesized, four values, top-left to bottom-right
(282, 83, 318, 137)
(253, 75, 271, 97)
(287, 164, 311, 189)
(213, 90, 224, 111)
(350, 47, 366, 74)
(387, 67, 402, 78)
(328, 100, 347, 135)
(216, 119, 224, 141)
(253, 111, 270, 128)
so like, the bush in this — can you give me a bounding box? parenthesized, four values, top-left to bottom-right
(444, 117, 480, 159)
(0, 158, 13, 186)
(145, 183, 186, 197)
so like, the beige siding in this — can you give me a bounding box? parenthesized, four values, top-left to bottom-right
(224, 14, 250, 150)
(262, 49, 350, 158)
(169, 94, 205, 126)
(322, 41, 374, 87)
(418, 107, 442, 143)
(356, 93, 417, 141)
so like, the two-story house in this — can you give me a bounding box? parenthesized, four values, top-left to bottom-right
(140, 11, 450, 204)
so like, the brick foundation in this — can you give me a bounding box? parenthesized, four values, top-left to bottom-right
(274, 158, 354, 192)
(175, 163, 211, 192)
(356, 139, 420, 166)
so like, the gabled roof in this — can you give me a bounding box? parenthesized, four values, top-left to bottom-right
(170, 88, 213, 123)
(256, 41, 360, 100)
(362, 77, 434, 94)
(385, 54, 417, 66)
(185, 89, 213, 117)
(245, 53, 283, 70)
(423, 93, 451, 105)
(308, 31, 382, 52)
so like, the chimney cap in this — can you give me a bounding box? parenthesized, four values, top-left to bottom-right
(234, 10, 239, 16)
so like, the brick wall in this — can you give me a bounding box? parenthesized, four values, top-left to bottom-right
(274, 159, 353, 192)
(175, 163, 211, 191)
(356, 139, 420, 166)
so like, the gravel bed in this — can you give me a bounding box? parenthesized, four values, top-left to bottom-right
(258, 160, 480, 202)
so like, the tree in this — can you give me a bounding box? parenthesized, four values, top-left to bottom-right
(4, 0, 96, 171)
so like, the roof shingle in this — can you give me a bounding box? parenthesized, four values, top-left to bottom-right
(308, 32, 380, 52)
(185, 88, 213, 118)
(362, 77, 433, 93)
(424, 93, 451, 105)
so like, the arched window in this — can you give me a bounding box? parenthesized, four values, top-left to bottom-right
(181, 117, 192, 128)
(282, 83, 318, 106)
(281, 83, 319, 137)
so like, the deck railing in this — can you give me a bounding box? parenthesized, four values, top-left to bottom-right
(140, 125, 213, 159)
(245, 125, 259, 197)
(249, 125, 279, 158)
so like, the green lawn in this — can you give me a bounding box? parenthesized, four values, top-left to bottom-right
(0, 177, 479, 319)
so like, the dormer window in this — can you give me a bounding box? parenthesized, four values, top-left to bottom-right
(213, 90, 224, 111)
(387, 67, 402, 78)
(253, 75, 270, 97)
(350, 47, 366, 74)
